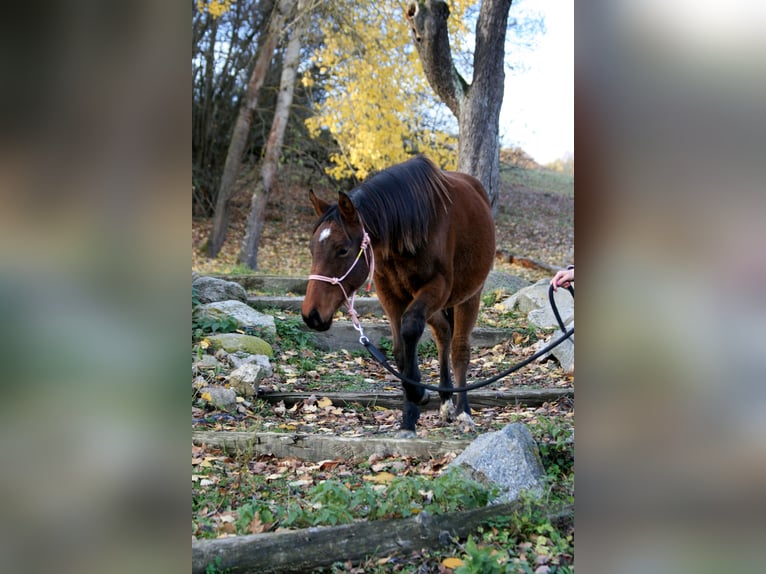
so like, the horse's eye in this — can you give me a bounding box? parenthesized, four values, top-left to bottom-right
(336, 247, 350, 258)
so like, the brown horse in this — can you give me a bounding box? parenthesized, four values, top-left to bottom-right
(301, 156, 495, 436)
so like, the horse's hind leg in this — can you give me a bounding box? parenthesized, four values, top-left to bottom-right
(428, 308, 455, 422)
(452, 293, 482, 430)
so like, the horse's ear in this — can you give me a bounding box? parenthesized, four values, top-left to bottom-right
(309, 189, 330, 216)
(338, 191, 357, 224)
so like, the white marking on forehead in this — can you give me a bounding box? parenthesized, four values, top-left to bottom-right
(318, 227, 332, 243)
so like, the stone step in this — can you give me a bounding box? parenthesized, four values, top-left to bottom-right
(246, 295, 510, 352)
(302, 320, 510, 352)
(212, 274, 309, 294)
(215, 271, 533, 298)
(249, 295, 384, 316)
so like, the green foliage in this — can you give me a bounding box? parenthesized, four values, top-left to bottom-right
(426, 468, 494, 513)
(192, 309, 239, 336)
(218, 469, 493, 535)
(204, 556, 231, 574)
(225, 263, 258, 276)
(481, 290, 501, 308)
(275, 316, 315, 349)
(417, 339, 438, 360)
(527, 418, 574, 481)
(192, 285, 239, 338)
(455, 535, 507, 574)
(235, 500, 277, 533)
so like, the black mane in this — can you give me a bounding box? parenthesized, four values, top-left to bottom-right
(318, 156, 452, 257)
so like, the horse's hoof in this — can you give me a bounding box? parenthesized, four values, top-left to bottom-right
(396, 429, 418, 439)
(418, 390, 430, 406)
(439, 401, 456, 423)
(456, 412, 476, 432)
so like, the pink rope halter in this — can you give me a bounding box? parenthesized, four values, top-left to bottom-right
(308, 225, 375, 341)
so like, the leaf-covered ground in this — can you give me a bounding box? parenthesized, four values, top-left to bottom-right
(192, 161, 574, 572)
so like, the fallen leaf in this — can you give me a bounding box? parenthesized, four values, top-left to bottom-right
(441, 557, 464, 569)
(317, 396, 333, 408)
(318, 459, 342, 471)
(363, 472, 396, 484)
(248, 514, 273, 534)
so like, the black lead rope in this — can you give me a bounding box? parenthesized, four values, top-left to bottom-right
(361, 283, 574, 393)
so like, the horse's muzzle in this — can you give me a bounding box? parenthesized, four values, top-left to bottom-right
(302, 308, 332, 331)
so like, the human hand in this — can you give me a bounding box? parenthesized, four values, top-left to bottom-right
(550, 267, 574, 291)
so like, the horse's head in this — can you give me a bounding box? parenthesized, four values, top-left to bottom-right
(301, 190, 371, 331)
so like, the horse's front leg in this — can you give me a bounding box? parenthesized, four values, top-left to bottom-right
(376, 291, 429, 437)
(397, 288, 455, 434)
(393, 308, 431, 436)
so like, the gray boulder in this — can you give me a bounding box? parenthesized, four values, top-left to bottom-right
(228, 363, 268, 398)
(206, 333, 273, 357)
(481, 271, 531, 297)
(199, 386, 237, 411)
(194, 300, 276, 335)
(192, 275, 247, 304)
(500, 279, 574, 329)
(227, 353, 273, 375)
(541, 319, 574, 375)
(192, 354, 222, 374)
(449, 423, 545, 504)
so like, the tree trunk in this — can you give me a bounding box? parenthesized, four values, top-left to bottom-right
(205, 0, 296, 259)
(238, 2, 307, 270)
(405, 0, 512, 215)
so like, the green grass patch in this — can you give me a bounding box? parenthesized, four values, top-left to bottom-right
(499, 164, 574, 198)
(193, 465, 495, 540)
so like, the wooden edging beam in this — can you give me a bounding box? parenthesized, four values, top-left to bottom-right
(259, 388, 573, 410)
(192, 502, 573, 574)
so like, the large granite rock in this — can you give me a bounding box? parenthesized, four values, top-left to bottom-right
(500, 279, 574, 329)
(193, 275, 248, 304)
(449, 423, 546, 504)
(206, 333, 273, 357)
(481, 271, 532, 296)
(194, 300, 276, 335)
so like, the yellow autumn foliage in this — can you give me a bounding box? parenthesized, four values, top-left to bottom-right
(195, 0, 476, 177)
(196, 0, 234, 19)
(306, 0, 474, 180)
